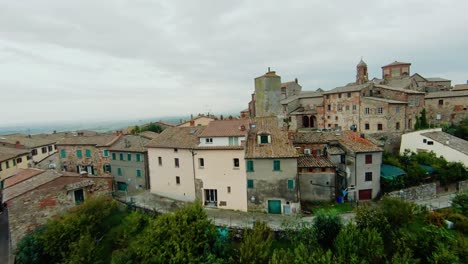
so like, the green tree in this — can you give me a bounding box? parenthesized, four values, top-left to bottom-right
(15, 227, 50, 264)
(131, 125, 141, 134)
(313, 210, 343, 249)
(380, 197, 419, 228)
(239, 221, 273, 264)
(419, 108, 429, 129)
(144, 123, 163, 133)
(451, 192, 468, 216)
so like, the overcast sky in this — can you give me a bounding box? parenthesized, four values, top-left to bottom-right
(1, 0, 467, 126)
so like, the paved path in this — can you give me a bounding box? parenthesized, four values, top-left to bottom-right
(0, 208, 9, 264)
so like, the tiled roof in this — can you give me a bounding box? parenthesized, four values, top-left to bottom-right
(293, 131, 382, 153)
(281, 81, 300, 87)
(57, 134, 120, 147)
(177, 116, 216, 127)
(108, 135, 150, 152)
(426, 77, 450, 82)
(357, 59, 367, 67)
(293, 132, 340, 144)
(3, 168, 44, 188)
(139, 131, 159, 140)
(145, 126, 206, 149)
(384, 78, 412, 89)
(374, 84, 424, 94)
(382, 61, 411, 67)
(2, 169, 62, 202)
(298, 155, 335, 168)
(328, 146, 345, 155)
(363, 97, 407, 104)
(245, 117, 298, 159)
(421, 131, 468, 156)
(199, 119, 249, 137)
(0, 134, 56, 148)
(0, 146, 29, 162)
(280, 95, 299, 104)
(323, 83, 370, 94)
(195, 146, 244, 150)
(298, 90, 323, 98)
(425, 90, 468, 99)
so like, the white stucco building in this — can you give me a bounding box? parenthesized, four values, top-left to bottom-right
(400, 128, 468, 166)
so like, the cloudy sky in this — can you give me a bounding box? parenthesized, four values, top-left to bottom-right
(1, 0, 467, 126)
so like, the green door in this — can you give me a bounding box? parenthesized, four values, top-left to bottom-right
(74, 189, 85, 205)
(268, 200, 282, 214)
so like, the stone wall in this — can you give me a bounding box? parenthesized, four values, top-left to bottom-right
(458, 180, 468, 192)
(7, 176, 112, 250)
(387, 183, 436, 201)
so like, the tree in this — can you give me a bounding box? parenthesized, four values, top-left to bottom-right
(144, 123, 163, 133)
(131, 125, 140, 135)
(313, 210, 343, 249)
(239, 221, 273, 264)
(419, 108, 429, 129)
(452, 192, 468, 216)
(380, 197, 419, 228)
(15, 227, 50, 264)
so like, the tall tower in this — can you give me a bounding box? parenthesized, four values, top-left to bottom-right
(356, 58, 368, 85)
(254, 68, 282, 117)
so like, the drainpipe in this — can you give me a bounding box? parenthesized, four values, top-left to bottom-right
(191, 149, 197, 201)
(354, 152, 358, 202)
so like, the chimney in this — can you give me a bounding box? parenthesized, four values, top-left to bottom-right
(190, 120, 195, 126)
(295, 78, 298, 84)
(240, 125, 246, 131)
(15, 141, 21, 148)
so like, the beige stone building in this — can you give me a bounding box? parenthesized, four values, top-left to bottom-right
(177, 116, 215, 127)
(0, 146, 29, 186)
(0, 134, 58, 165)
(425, 90, 468, 126)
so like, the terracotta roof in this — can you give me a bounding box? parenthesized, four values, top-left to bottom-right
(199, 119, 249, 137)
(298, 155, 335, 168)
(298, 90, 323, 98)
(139, 131, 159, 140)
(3, 168, 44, 188)
(323, 83, 370, 94)
(177, 116, 216, 127)
(374, 84, 425, 94)
(0, 146, 29, 162)
(2, 169, 62, 202)
(0, 134, 56, 148)
(328, 146, 345, 155)
(421, 131, 468, 156)
(281, 81, 300, 87)
(245, 117, 298, 159)
(293, 132, 340, 144)
(145, 126, 206, 149)
(195, 146, 244, 150)
(382, 61, 411, 68)
(425, 90, 468, 99)
(57, 134, 120, 147)
(108, 135, 150, 153)
(426, 77, 450, 82)
(339, 131, 383, 153)
(363, 97, 407, 104)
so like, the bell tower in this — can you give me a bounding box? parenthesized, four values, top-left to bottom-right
(356, 58, 368, 85)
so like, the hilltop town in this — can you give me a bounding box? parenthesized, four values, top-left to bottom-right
(1, 59, 468, 253)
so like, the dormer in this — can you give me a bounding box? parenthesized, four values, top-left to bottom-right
(257, 132, 271, 144)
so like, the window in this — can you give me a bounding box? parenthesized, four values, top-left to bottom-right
(85, 149, 91, 158)
(347, 92, 351, 98)
(340, 155, 345, 164)
(41, 147, 47, 154)
(321, 168, 326, 172)
(335, 116, 338, 121)
(117, 168, 122, 176)
(13, 159, 16, 166)
(247, 179, 254, 189)
(227, 186, 231, 193)
(48, 145, 53, 152)
(365, 172, 373, 181)
(233, 158, 240, 168)
(326, 95, 329, 99)
(175, 158, 179, 168)
(176, 176, 180, 185)
(17, 158, 22, 164)
(77, 150, 83, 158)
(158, 157, 162, 166)
(377, 107, 383, 115)
(427, 141, 434, 145)
(287, 179, 295, 189)
(365, 154, 373, 164)
(260, 135, 269, 144)
(377, 123, 383, 131)
(174, 148, 178, 152)
(103, 164, 111, 172)
(199, 158, 205, 168)
(396, 122, 400, 130)
(365, 123, 370, 130)
(353, 104, 357, 111)
(103, 150, 109, 157)
(61, 149, 66, 158)
(396, 106, 400, 113)
(415, 98, 420, 106)
(338, 104, 342, 111)
(205, 138, 213, 144)
(229, 137, 239, 146)
(127, 153, 132, 161)
(327, 104, 331, 111)
(119, 153, 124, 161)
(246, 160, 254, 172)
(32, 149, 38, 156)
(345, 105, 350, 111)
(273, 160, 281, 171)
(136, 169, 142, 177)
(112, 153, 116, 160)
(365, 108, 370, 115)
(409, 99, 414, 106)
(438, 99, 444, 106)
(6, 161, 9, 169)
(423, 139, 427, 143)
(338, 93, 342, 98)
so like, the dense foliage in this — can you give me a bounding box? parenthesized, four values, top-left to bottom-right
(16, 196, 467, 264)
(443, 118, 468, 140)
(131, 122, 164, 134)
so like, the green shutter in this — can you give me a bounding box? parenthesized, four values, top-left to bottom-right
(136, 154, 141, 162)
(85, 149, 91, 158)
(273, 160, 281, 171)
(77, 150, 82, 158)
(112, 153, 116, 160)
(136, 169, 142, 177)
(287, 179, 294, 189)
(61, 149, 66, 158)
(247, 179, 254, 189)
(119, 153, 124, 161)
(117, 168, 122, 176)
(127, 153, 132, 161)
(104, 150, 109, 157)
(246, 160, 254, 172)
(117, 182, 127, 191)
(260, 135, 268, 144)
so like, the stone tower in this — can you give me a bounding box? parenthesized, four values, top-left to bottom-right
(254, 68, 282, 117)
(356, 58, 368, 85)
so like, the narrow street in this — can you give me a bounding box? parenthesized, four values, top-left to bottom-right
(0, 208, 9, 264)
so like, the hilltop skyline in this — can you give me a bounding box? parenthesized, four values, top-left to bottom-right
(1, 0, 468, 125)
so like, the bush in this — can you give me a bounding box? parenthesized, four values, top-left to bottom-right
(313, 210, 343, 249)
(447, 213, 468, 234)
(239, 221, 273, 264)
(451, 192, 468, 216)
(426, 211, 444, 227)
(334, 224, 384, 264)
(381, 197, 419, 228)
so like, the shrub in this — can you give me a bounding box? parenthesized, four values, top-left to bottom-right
(313, 210, 342, 249)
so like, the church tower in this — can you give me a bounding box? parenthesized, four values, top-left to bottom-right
(356, 58, 368, 85)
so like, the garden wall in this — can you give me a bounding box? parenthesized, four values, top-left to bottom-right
(387, 183, 436, 201)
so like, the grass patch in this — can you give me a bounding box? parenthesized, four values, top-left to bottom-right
(302, 201, 354, 214)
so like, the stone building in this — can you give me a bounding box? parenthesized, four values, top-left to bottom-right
(2, 168, 112, 250)
(0, 146, 29, 186)
(245, 117, 300, 214)
(425, 90, 468, 126)
(297, 155, 336, 202)
(178, 115, 215, 127)
(57, 134, 120, 176)
(0, 134, 58, 165)
(109, 135, 151, 194)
